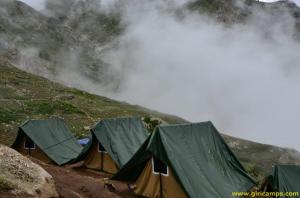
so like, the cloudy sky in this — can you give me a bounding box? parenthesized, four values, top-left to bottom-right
(20, 0, 45, 10)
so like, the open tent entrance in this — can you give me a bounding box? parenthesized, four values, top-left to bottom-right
(98, 141, 107, 153)
(152, 156, 168, 176)
(24, 137, 35, 149)
(134, 156, 186, 198)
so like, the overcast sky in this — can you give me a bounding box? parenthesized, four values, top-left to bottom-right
(20, 0, 46, 10)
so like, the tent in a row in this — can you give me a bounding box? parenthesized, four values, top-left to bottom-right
(262, 165, 300, 197)
(113, 121, 256, 198)
(11, 117, 258, 198)
(12, 118, 82, 165)
(77, 117, 149, 174)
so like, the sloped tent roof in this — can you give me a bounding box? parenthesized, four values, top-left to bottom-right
(268, 165, 300, 195)
(113, 121, 256, 198)
(12, 118, 82, 165)
(75, 117, 149, 167)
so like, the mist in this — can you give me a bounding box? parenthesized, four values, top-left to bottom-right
(12, 0, 300, 151)
(99, 0, 300, 151)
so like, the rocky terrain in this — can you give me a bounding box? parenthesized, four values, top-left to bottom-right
(0, 144, 58, 197)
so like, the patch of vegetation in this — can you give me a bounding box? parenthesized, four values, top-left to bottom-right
(243, 163, 266, 182)
(26, 100, 84, 115)
(143, 116, 162, 132)
(0, 109, 21, 123)
(67, 88, 98, 100)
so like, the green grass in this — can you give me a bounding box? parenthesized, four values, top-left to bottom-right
(0, 109, 21, 124)
(26, 100, 84, 115)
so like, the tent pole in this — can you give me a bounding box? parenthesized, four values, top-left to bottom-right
(101, 152, 104, 171)
(159, 173, 163, 198)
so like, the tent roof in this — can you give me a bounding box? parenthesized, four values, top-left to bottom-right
(91, 117, 149, 168)
(113, 121, 256, 198)
(15, 117, 82, 165)
(269, 165, 300, 194)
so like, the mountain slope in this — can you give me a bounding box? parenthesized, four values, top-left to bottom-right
(0, 58, 185, 144)
(1, 58, 300, 180)
(1, 0, 300, 93)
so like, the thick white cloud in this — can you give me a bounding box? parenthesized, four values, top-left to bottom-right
(98, 0, 300, 151)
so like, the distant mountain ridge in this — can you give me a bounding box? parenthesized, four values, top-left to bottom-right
(1, 0, 300, 89)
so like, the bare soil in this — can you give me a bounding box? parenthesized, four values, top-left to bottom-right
(31, 159, 136, 198)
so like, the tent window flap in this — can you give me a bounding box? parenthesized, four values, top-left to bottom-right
(24, 138, 35, 149)
(98, 141, 106, 153)
(152, 157, 168, 176)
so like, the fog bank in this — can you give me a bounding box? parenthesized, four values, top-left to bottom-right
(14, 0, 300, 151)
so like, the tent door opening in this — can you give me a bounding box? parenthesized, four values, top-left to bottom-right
(24, 137, 35, 155)
(152, 156, 168, 198)
(152, 157, 168, 176)
(98, 141, 107, 170)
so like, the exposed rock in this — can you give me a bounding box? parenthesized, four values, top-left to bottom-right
(54, 94, 75, 100)
(0, 144, 58, 197)
(83, 126, 91, 131)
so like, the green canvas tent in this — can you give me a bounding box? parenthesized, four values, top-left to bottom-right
(82, 117, 149, 173)
(113, 121, 256, 198)
(263, 165, 300, 197)
(12, 117, 82, 165)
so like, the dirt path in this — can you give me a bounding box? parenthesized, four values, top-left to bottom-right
(31, 159, 136, 198)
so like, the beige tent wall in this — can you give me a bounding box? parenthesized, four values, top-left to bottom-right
(14, 134, 52, 164)
(84, 138, 119, 174)
(134, 159, 187, 198)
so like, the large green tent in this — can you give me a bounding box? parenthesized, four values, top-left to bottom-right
(113, 121, 256, 198)
(266, 165, 300, 197)
(12, 117, 82, 165)
(82, 117, 149, 171)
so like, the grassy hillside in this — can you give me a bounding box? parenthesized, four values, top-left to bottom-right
(224, 135, 300, 181)
(1, 58, 300, 181)
(0, 58, 185, 146)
